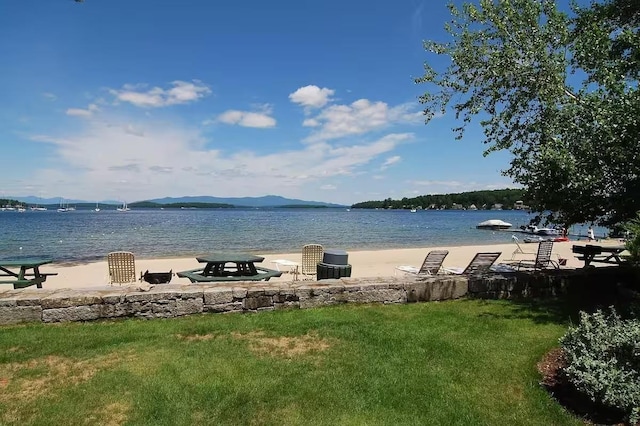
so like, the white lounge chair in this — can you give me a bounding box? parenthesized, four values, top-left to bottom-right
(507, 240, 559, 270)
(395, 250, 449, 276)
(444, 252, 502, 275)
(511, 235, 536, 259)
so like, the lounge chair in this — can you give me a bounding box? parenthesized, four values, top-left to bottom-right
(507, 240, 559, 270)
(107, 251, 137, 285)
(444, 252, 502, 275)
(301, 244, 324, 279)
(395, 250, 449, 276)
(511, 235, 536, 259)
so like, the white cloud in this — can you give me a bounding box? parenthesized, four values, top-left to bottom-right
(289, 85, 335, 109)
(303, 99, 422, 142)
(27, 114, 411, 204)
(65, 104, 99, 118)
(110, 80, 211, 108)
(42, 92, 57, 101)
(216, 110, 276, 128)
(381, 155, 401, 170)
(320, 184, 336, 190)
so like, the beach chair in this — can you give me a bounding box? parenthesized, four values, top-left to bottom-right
(395, 250, 449, 276)
(508, 240, 559, 270)
(511, 235, 536, 259)
(107, 251, 137, 285)
(444, 252, 502, 275)
(301, 244, 324, 279)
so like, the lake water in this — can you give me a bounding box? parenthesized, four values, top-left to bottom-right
(0, 208, 606, 263)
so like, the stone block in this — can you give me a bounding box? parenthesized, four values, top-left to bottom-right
(205, 302, 243, 313)
(42, 305, 103, 323)
(40, 291, 104, 309)
(125, 291, 175, 303)
(429, 278, 468, 301)
(0, 306, 42, 324)
(405, 281, 429, 303)
(299, 297, 332, 309)
(151, 300, 177, 314)
(176, 298, 204, 316)
(243, 296, 273, 310)
(177, 287, 204, 299)
(340, 289, 405, 304)
(246, 288, 266, 297)
(294, 287, 313, 299)
(204, 288, 234, 305)
(232, 288, 248, 299)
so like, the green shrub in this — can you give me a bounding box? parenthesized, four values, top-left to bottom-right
(625, 212, 640, 264)
(560, 308, 640, 424)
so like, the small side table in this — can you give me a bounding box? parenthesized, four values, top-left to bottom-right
(271, 259, 300, 281)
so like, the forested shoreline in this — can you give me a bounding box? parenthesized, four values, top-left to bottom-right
(351, 189, 526, 210)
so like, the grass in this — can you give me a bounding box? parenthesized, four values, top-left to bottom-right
(0, 299, 581, 425)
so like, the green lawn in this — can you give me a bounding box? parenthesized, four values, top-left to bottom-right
(0, 299, 580, 425)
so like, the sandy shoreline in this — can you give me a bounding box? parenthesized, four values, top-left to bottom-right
(36, 239, 628, 291)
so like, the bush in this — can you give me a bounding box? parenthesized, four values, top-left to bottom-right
(625, 212, 640, 264)
(560, 308, 640, 424)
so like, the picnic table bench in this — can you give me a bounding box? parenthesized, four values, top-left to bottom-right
(177, 253, 283, 283)
(572, 244, 628, 267)
(0, 259, 57, 289)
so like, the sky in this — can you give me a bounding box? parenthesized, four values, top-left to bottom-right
(0, 0, 517, 205)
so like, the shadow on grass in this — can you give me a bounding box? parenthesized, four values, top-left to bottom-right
(475, 277, 639, 326)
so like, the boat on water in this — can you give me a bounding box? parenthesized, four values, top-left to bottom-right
(95, 202, 100, 212)
(476, 219, 513, 230)
(30, 205, 47, 211)
(523, 235, 569, 243)
(116, 201, 130, 212)
(57, 198, 69, 212)
(523, 225, 560, 236)
(410, 208, 417, 213)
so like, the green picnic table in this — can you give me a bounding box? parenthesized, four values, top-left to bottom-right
(177, 253, 283, 283)
(0, 258, 57, 289)
(572, 244, 628, 267)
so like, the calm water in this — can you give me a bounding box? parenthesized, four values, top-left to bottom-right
(0, 208, 606, 263)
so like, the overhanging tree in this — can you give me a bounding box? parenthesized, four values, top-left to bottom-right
(417, 0, 640, 226)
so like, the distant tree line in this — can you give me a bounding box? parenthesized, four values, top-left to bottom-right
(351, 189, 527, 210)
(275, 205, 330, 209)
(0, 199, 22, 207)
(129, 202, 234, 209)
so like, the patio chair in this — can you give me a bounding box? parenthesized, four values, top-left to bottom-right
(508, 240, 559, 270)
(301, 244, 324, 279)
(395, 250, 449, 276)
(107, 251, 137, 285)
(444, 252, 502, 276)
(511, 235, 536, 260)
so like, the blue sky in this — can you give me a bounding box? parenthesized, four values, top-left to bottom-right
(0, 0, 517, 205)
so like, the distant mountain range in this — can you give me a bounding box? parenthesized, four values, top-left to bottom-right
(9, 195, 346, 208)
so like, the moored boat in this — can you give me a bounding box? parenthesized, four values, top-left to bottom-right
(476, 219, 513, 230)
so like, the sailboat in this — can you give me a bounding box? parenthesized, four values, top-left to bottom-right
(94, 202, 100, 212)
(116, 201, 130, 212)
(57, 198, 69, 212)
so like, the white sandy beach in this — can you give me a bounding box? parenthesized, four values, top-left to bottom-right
(39, 239, 627, 291)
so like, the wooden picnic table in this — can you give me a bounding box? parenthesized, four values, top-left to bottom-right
(0, 258, 57, 289)
(177, 253, 283, 283)
(572, 244, 627, 267)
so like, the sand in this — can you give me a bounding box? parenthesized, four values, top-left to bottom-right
(37, 239, 627, 291)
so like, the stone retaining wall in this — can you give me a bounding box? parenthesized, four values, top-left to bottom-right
(0, 267, 634, 325)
